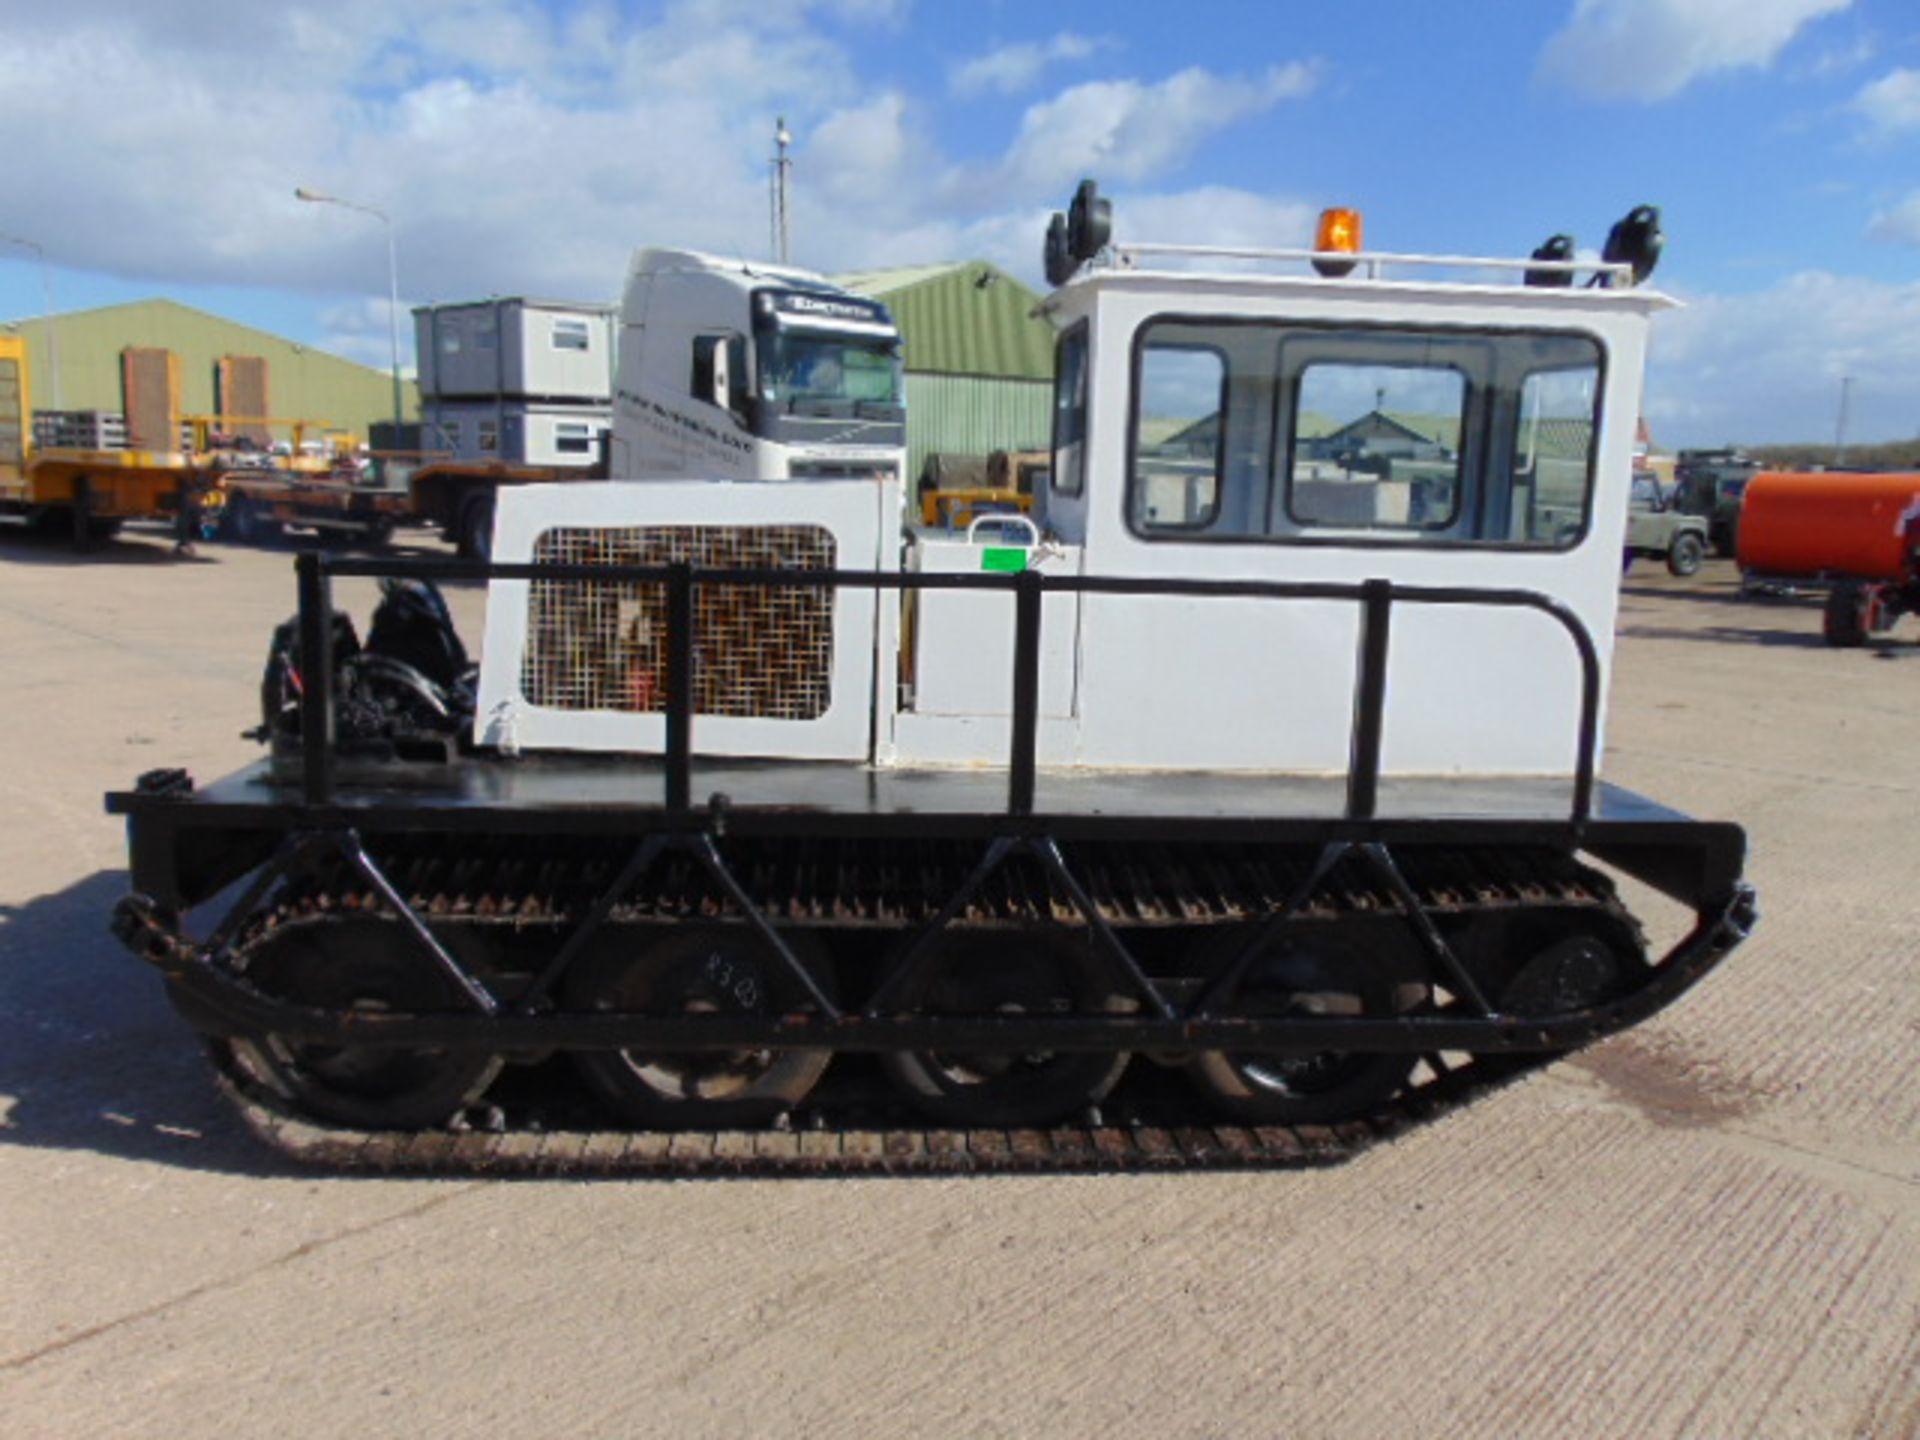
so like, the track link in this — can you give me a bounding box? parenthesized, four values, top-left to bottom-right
(214, 1049, 1544, 1178)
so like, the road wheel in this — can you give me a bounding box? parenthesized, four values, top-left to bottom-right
(1186, 926, 1427, 1125)
(1667, 531, 1706, 577)
(882, 931, 1130, 1127)
(565, 925, 834, 1128)
(219, 918, 502, 1130)
(457, 492, 496, 562)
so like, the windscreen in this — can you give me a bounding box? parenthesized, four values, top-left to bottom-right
(758, 328, 904, 417)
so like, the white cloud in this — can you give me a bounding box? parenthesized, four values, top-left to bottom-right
(0, 0, 1327, 384)
(992, 63, 1320, 198)
(950, 33, 1113, 96)
(1647, 271, 1920, 445)
(1867, 190, 1920, 246)
(1854, 67, 1920, 133)
(1537, 0, 1851, 102)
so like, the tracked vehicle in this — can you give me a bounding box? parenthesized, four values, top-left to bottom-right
(108, 186, 1754, 1176)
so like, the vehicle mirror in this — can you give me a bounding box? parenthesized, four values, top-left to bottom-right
(691, 334, 737, 413)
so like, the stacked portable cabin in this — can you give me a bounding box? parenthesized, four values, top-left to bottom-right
(413, 299, 615, 467)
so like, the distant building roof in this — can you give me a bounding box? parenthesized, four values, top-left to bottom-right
(833, 261, 1055, 381)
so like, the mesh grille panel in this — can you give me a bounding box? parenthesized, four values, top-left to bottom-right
(521, 525, 836, 719)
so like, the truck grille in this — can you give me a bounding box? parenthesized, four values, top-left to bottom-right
(520, 524, 836, 720)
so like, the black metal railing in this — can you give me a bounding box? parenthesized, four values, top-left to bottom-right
(299, 551, 1604, 826)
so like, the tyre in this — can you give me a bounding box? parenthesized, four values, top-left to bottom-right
(1666, 531, 1705, 578)
(1824, 581, 1871, 647)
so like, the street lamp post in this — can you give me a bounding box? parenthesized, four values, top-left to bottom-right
(294, 187, 404, 434)
(0, 232, 62, 409)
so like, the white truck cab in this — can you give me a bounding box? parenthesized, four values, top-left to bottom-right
(610, 249, 906, 484)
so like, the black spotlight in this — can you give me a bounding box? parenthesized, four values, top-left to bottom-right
(1067, 179, 1111, 262)
(1602, 205, 1663, 285)
(1044, 212, 1073, 288)
(1525, 234, 1576, 288)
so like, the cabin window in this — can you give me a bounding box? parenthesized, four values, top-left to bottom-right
(477, 420, 499, 453)
(1050, 324, 1090, 496)
(552, 318, 592, 352)
(1288, 359, 1466, 531)
(555, 422, 594, 455)
(1126, 318, 1604, 549)
(1130, 343, 1224, 528)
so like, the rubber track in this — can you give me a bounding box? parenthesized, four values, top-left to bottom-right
(198, 840, 1619, 1176)
(211, 1049, 1546, 1178)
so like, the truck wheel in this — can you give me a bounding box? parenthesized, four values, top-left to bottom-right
(457, 493, 495, 562)
(1824, 581, 1873, 647)
(1667, 532, 1706, 578)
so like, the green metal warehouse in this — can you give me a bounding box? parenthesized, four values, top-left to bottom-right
(834, 262, 1057, 488)
(1, 298, 405, 443)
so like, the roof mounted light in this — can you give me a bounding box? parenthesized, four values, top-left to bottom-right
(1043, 179, 1113, 289)
(1525, 234, 1576, 288)
(1312, 207, 1362, 277)
(1602, 204, 1663, 285)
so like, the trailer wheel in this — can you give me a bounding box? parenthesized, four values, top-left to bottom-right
(565, 925, 834, 1128)
(1666, 532, 1706, 578)
(456, 492, 496, 562)
(1185, 928, 1425, 1125)
(1823, 581, 1876, 647)
(219, 917, 503, 1130)
(221, 495, 281, 546)
(881, 932, 1130, 1127)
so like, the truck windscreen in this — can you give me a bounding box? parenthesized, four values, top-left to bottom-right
(758, 329, 903, 417)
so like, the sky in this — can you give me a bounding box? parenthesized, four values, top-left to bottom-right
(1, 0, 1917, 448)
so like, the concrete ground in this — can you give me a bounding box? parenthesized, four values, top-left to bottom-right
(1, 526, 1915, 1439)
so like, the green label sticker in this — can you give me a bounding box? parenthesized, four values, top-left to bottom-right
(980, 547, 1028, 573)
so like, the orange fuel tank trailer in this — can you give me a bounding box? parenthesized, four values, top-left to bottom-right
(1737, 470, 1920, 581)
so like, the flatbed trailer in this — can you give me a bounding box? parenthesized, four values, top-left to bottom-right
(217, 465, 413, 547)
(0, 335, 217, 550)
(404, 457, 608, 560)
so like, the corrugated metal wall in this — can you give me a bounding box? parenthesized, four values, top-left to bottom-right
(905, 374, 1051, 489)
(2, 299, 403, 438)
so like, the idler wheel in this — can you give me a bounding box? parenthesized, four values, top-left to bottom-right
(881, 932, 1130, 1127)
(1187, 928, 1426, 1125)
(565, 925, 832, 1128)
(221, 917, 502, 1130)
(1489, 912, 1648, 1020)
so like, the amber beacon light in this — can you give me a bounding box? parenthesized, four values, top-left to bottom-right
(1313, 207, 1363, 277)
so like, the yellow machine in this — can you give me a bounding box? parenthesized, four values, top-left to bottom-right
(0, 335, 218, 548)
(917, 448, 1049, 529)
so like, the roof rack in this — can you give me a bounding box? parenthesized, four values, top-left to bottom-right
(1102, 243, 1637, 287)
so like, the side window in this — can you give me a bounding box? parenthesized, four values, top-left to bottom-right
(1132, 344, 1223, 529)
(1051, 325, 1089, 496)
(1289, 363, 1465, 530)
(1510, 362, 1600, 544)
(477, 420, 499, 454)
(439, 419, 462, 451)
(552, 318, 592, 352)
(556, 422, 593, 455)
